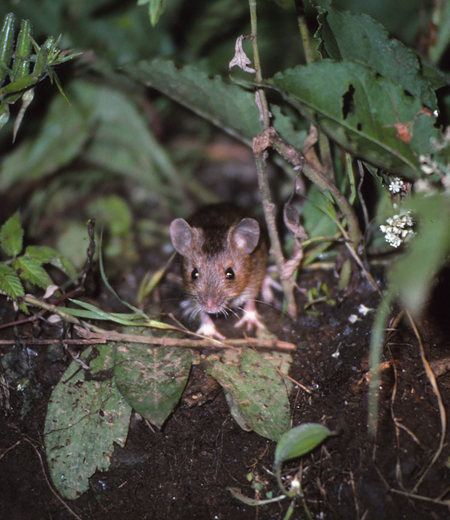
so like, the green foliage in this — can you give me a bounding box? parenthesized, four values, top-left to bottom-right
(315, 6, 442, 108)
(230, 422, 330, 513)
(0, 212, 77, 312)
(123, 58, 307, 174)
(138, 0, 167, 26)
(274, 422, 331, 468)
(114, 330, 192, 429)
(2, 0, 450, 501)
(44, 345, 132, 500)
(40, 318, 294, 498)
(206, 349, 292, 441)
(0, 211, 23, 256)
(266, 60, 439, 180)
(0, 12, 80, 136)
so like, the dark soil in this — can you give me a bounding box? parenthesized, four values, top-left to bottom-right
(2, 262, 450, 520)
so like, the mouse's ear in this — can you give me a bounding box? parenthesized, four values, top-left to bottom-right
(231, 218, 260, 254)
(170, 218, 193, 255)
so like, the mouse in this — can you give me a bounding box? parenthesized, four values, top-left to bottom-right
(169, 203, 268, 339)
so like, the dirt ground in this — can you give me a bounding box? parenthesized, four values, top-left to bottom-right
(1, 258, 450, 520)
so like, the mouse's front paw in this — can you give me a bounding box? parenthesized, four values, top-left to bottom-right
(197, 313, 225, 340)
(235, 301, 265, 332)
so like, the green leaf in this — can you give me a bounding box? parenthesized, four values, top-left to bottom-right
(389, 194, 450, 316)
(11, 19, 32, 81)
(0, 13, 15, 86)
(44, 345, 132, 500)
(0, 102, 10, 130)
(0, 80, 93, 192)
(205, 349, 291, 441)
(114, 329, 192, 429)
(66, 299, 174, 329)
(137, 0, 167, 26)
(80, 81, 185, 200)
(302, 185, 340, 239)
(316, 7, 439, 110)
(12, 256, 53, 289)
(87, 195, 132, 237)
(123, 58, 306, 152)
(274, 423, 330, 468)
(0, 212, 23, 257)
(24, 245, 78, 280)
(265, 60, 440, 180)
(0, 262, 25, 308)
(124, 58, 263, 147)
(428, 0, 450, 64)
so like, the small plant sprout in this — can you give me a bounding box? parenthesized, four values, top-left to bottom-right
(379, 210, 415, 248)
(229, 423, 330, 519)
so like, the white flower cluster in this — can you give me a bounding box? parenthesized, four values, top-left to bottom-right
(388, 177, 406, 194)
(380, 211, 414, 248)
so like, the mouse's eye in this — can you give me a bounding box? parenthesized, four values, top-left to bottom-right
(191, 268, 199, 281)
(225, 267, 235, 280)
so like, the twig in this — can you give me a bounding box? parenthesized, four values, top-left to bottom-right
(408, 311, 447, 493)
(249, 0, 270, 130)
(74, 325, 297, 351)
(256, 127, 362, 250)
(248, 0, 297, 318)
(390, 488, 450, 507)
(254, 151, 297, 318)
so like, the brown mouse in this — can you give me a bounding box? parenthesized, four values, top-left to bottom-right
(169, 203, 268, 339)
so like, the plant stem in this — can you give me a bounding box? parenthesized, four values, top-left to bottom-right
(248, 0, 296, 316)
(249, 0, 270, 129)
(294, 0, 314, 65)
(254, 150, 297, 317)
(295, 0, 334, 180)
(263, 127, 362, 249)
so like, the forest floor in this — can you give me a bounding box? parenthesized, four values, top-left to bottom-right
(1, 258, 450, 520)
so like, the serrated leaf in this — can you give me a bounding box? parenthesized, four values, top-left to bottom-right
(114, 330, 192, 428)
(123, 58, 306, 151)
(0, 262, 25, 300)
(12, 256, 53, 289)
(316, 7, 439, 110)
(24, 245, 78, 280)
(0, 212, 23, 257)
(205, 349, 291, 441)
(44, 345, 132, 500)
(124, 58, 263, 146)
(266, 60, 440, 180)
(274, 423, 330, 467)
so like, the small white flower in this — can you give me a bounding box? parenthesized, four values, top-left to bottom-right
(388, 177, 404, 193)
(229, 36, 256, 73)
(380, 210, 415, 248)
(358, 304, 373, 315)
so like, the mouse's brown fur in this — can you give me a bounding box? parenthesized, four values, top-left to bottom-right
(170, 203, 268, 336)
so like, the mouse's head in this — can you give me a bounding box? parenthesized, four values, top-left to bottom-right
(170, 216, 261, 314)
